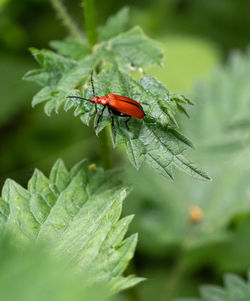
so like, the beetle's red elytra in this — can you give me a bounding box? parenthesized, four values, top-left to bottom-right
(91, 94, 145, 119)
(67, 71, 145, 134)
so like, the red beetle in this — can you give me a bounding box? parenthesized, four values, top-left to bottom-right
(67, 71, 145, 134)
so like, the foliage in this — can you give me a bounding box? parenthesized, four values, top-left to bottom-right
(149, 36, 220, 93)
(176, 272, 250, 301)
(98, 6, 130, 42)
(130, 0, 250, 54)
(23, 8, 209, 181)
(0, 56, 36, 127)
(123, 48, 250, 299)
(0, 158, 143, 294)
(0, 234, 117, 301)
(183, 48, 250, 154)
(1, 1, 250, 301)
(125, 48, 250, 250)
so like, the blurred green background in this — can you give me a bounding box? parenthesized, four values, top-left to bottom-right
(0, 0, 250, 300)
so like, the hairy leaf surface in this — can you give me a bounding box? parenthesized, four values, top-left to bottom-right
(0, 235, 117, 301)
(176, 272, 250, 301)
(24, 15, 208, 180)
(0, 159, 143, 293)
(124, 49, 250, 259)
(98, 7, 130, 42)
(66, 67, 208, 180)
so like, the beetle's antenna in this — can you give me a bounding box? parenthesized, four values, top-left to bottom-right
(67, 96, 91, 102)
(91, 70, 95, 97)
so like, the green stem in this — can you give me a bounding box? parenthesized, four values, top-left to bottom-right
(83, 0, 112, 169)
(163, 224, 196, 301)
(162, 255, 186, 301)
(50, 0, 82, 39)
(98, 128, 113, 170)
(82, 0, 98, 46)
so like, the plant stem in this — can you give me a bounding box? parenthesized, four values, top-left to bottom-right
(50, 0, 82, 39)
(82, 0, 98, 46)
(98, 129, 113, 170)
(82, 0, 112, 169)
(162, 255, 186, 301)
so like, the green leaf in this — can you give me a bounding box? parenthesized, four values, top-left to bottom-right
(176, 272, 250, 301)
(67, 66, 208, 180)
(24, 25, 209, 181)
(181, 48, 250, 153)
(23, 48, 77, 87)
(123, 49, 250, 259)
(0, 159, 143, 293)
(130, 123, 207, 180)
(0, 235, 117, 301)
(0, 197, 9, 225)
(102, 26, 163, 69)
(29, 54, 96, 110)
(50, 38, 92, 60)
(98, 7, 130, 42)
(24, 25, 163, 111)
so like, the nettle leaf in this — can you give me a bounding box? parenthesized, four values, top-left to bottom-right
(24, 25, 163, 110)
(0, 197, 9, 225)
(0, 159, 143, 294)
(0, 236, 115, 301)
(28, 52, 96, 112)
(182, 48, 250, 154)
(124, 49, 250, 261)
(50, 38, 92, 60)
(23, 48, 77, 87)
(66, 66, 209, 180)
(24, 19, 208, 180)
(176, 272, 250, 301)
(98, 26, 163, 70)
(98, 6, 130, 42)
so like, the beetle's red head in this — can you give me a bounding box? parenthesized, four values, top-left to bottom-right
(90, 96, 99, 104)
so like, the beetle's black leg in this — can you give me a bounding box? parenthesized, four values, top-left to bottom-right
(125, 116, 131, 130)
(108, 107, 116, 136)
(94, 106, 106, 131)
(90, 103, 98, 117)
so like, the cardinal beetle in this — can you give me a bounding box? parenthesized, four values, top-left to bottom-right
(67, 71, 145, 134)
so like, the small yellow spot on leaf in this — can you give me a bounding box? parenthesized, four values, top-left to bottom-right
(189, 205, 203, 223)
(88, 163, 96, 170)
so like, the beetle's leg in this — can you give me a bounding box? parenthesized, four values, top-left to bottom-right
(90, 103, 98, 117)
(110, 109, 131, 131)
(125, 116, 131, 131)
(108, 107, 116, 136)
(94, 106, 106, 131)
